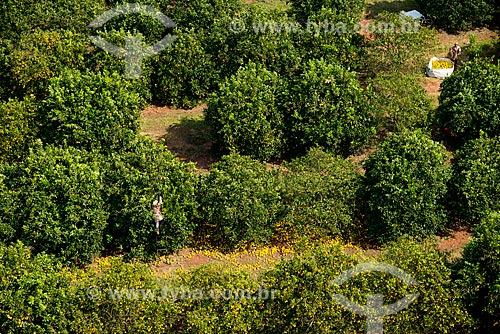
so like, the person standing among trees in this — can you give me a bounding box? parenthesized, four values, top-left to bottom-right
(449, 42, 462, 67)
(152, 195, 164, 235)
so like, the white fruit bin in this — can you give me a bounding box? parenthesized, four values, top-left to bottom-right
(426, 57, 454, 78)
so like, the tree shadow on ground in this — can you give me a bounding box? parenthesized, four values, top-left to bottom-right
(161, 117, 215, 171)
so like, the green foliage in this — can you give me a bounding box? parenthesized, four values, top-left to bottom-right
(39, 69, 145, 152)
(0, 98, 38, 163)
(0, 242, 76, 333)
(197, 154, 281, 250)
(226, 6, 303, 79)
(0, 0, 107, 40)
(456, 212, 500, 332)
(0, 175, 16, 243)
(364, 130, 452, 243)
(288, 0, 365, 24)
(152, 29, 218, 108)
(206, 62, 285, 160)
(466, 34, 483, 61)
(450, 134, 500, 224)
(261, 243, 361, 333)
(377, 239, 474, 333)
(415, 0, 497, 32)
(368, 73, 433, 133)
(286, 59, 373, 156)
(0, 39, 15, 100)
(158, 0, 243, 85)
(0, 240, 474, 333)
(85, 29, 155, 101)
(364, 12, 437, 75)
(72, 257, 179, 333)
(10, 29, 89, 97)
(280, 148, 362, 240)
(291, 10, 364, 70)
(102, 0, 169, 45)
(173, 264, 264, 333)
(164, 0, 243, 32)
(0, 144, 107, 264)
(104, 137, 197, 259)
(262, 239, 473, 333)
(437, 60, 500, 142)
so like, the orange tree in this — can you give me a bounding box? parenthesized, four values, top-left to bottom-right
(456, 212, 500, 332)
(0, 144, 107, 264)
(38, 69, 145, 153)
(0, 0, 106, 40)
(437, 60, 500, 143)
(288, 0, 365, 24)
(450, 133, 500, 224)
(103, 137, 198, 259)
(415, 0, 498, 32)
(285, 59, 373, 157)
(206, 62, 285, 160)
(196, 154, 281, 250)
(0, 98, 38, 163)
(363, 130, 452, 243)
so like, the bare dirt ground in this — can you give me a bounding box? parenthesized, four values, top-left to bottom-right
(436, 229, 472, 260)
(151, 228, 471, 276)
(152, 246, 295, 277)
(141, 105, 214, 171)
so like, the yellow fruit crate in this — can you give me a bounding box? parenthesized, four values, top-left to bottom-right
(426, 57, 454, 78)
(432, 60, 454, 69)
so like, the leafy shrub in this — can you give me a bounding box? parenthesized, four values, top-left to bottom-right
(280, 148, 362, 240)
(0, 98, 38, 163)
(197, 154, 281, 250)
(261, 239, 472, 333)
(85, 29, 155, 101)
(0, 175, 16, 243)
(0, 144, 107, 264)
(39, 69, 146, 153)
(159, 0, 243, 84)
(72, 257, 179, 333)
(368, 73, 433, 133)
(450, 134, 500, 224)
(456, 212, 500, 333)
(465, 34, 483, 61)
(437, 60, 500, 142)
(286, 59, 373, 156)
(364, 12, 437, 75)
(288, 0, 365, 24)
(364, 130, 452, 243)
(377, 239, 473, 333)
(206, 62, 285, 160)
(415, 0, 496, 32)
(163, 0, 242, 32)
(0, 240, 474, 333)
(290, 8, 364, 69)
(0, 39, 15, 100)
(173, 264, 264, 333)
(225, 6, 302, 79)
(103, 137, 197, 259)
(102, 0, 169, 45)
(151, 29, 218, 108)
(10, 29, 89, 97)
(0, 242, 77, 333)
(0, 0, 107, 40)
